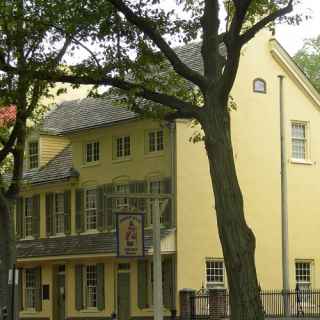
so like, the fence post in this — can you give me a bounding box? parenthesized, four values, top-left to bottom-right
(209, 288, 227, 320)
(179, 289, 196, 320)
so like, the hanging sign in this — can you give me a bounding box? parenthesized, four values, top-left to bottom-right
(116, 213, 145, 258)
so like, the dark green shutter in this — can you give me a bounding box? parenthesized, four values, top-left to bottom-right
(162, 178, 172, 227)
(32, 195, 40, 239)
(96, 263, 105, 310)
(163, 256, 175, 309)
(34, 267, 42, 311)
(45, 193, 54, 236)
(105, 184, 114, 229)
(18, 268, 23, 311)
(16, 198, 23, 240)
(75, 189, 84, 233)
(64, 191, 71, 235)
(97, 186, 105, 231)
(75, 265, 83, 310)
(137, 260, 149, 309)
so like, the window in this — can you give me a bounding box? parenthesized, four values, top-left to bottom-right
(85, 265, 97, 308)
(85, 189, 97, 230)
(114, 184, 129, 210)
(206, 259, 224, 288)
(149, 180, 165, 225)
(85, 141, 100, 163)
(253, 78, 267, 94)
(296, 261, 312, 290)
(292, 122, 308, 160)
(25, 269, 36, 309)
(24, 198, 33, 237)
(115, 136, 131, 159)
(28, 142, 39, 169)
(148, 130, 164, 153)
(54, 193, 65, 234)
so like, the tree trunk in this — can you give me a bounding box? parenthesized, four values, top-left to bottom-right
(0, 190, 16, 317)
(202, 104, 264, 320)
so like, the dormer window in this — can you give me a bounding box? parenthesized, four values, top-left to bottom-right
(253, 78, 267, 94)
(28, 141, 39, 169)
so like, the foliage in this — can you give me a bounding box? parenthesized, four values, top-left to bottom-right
(294, 35, 320, 92)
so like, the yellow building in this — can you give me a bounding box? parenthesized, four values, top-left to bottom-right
(16, 31, 320, 320)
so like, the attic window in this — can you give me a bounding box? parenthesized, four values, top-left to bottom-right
(28, 141, 39, 169)
(253, 78, 267, 94)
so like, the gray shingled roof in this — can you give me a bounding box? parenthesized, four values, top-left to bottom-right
(41, 96, 138, 134)
(23, 145, 78, 185)
(17, 228, 174, 259)
(40, 42, 202, 135)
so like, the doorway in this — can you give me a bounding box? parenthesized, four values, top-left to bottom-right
(55, 265, 65, 320)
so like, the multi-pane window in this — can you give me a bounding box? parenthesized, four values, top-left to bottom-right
(114, 184, 129, 210)
(296, 262, 312, 290)
(54, 193, 65, 234)
(24, 198, 33, 237)
(116, 136, 131, 159)
(85, 141, 100, 163)
(85, 189, 97, 230)
(25, 269, 36, 309)
(292, 122, 308, 160)
(206, 260, 224, 287)
(148, 130, 164, 152)
(85, 265, 97, 308)
(28, 142, 39, 169)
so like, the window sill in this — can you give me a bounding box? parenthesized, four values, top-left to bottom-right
(20, 310, 37, 315)
(81, 229, 99, 235)
(49, 233, 66, 238)
(144, 151, 165, 159)
(80, 308, 100, 313)
(81, 161, 100, 168)
(112, 157, 132, 164)
(290, 159, 313, 165)
(20, 236, 35, 241)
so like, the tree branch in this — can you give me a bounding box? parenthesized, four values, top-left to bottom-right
(107, 0, 207, 90)
(239, 0, 294, 46)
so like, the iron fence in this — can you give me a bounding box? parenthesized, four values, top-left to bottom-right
(190, 288, 320, 319)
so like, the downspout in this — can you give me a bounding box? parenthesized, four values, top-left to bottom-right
(278, 75, 289, 315)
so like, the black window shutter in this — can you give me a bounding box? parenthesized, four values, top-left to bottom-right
(32, 195, 40, 239)
(97, 186, 105, 231)
(75, 265, 84, 310)
(137, 260, 149, 309)
(45, 193, 54, 236)
(162, 178, 172, 226)
(96, 263, 105, 310)
(163, 256, 175, 310)
(34, 267, 42, 311)
(16, 198, 24, 240)
(105, 184, 114, 229)
(18, 268, 23, 311)
(75, 189, 84, 233)
(64, 191, 71, 234)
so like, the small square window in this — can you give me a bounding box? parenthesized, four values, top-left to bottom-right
(28, 142, 39, 169)
(253, 78, 267, 94)
(85, 142, 99, 163)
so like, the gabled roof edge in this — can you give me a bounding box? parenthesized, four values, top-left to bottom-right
(269, 38, 320, 108)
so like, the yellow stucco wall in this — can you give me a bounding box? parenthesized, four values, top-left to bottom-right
(175, 30, 320, 292)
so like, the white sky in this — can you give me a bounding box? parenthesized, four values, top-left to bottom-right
(276, 0, 320, 55)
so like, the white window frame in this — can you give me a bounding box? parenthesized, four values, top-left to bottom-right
(291, 121, 309, 161)
(24, 269, 36, 310)
(205, 259, 225, 288)
(84, 141, 100, 164)
(147, 129, 164, 153)
(28, 141, 39, 169)
(54, 193, 65, 235)
(295, 260, 313, 290)
(24, 197, 33, 238)
(148, 180, 165, 226)
(113, 183, 129, 210)
(84, 264, 98, 309)
(84, 188, 97, 231)
(114, 135, 131, 160)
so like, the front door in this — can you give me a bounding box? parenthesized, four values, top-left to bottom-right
(117, 272, 130, 320)
(57, 266, 65, 320)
